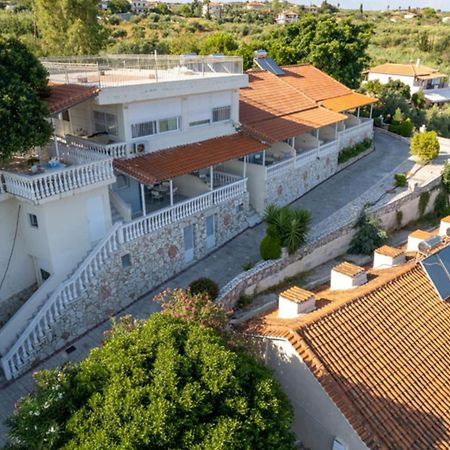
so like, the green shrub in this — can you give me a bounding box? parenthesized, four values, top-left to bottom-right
(349, 212, 388, 255)
(395, 210, 403, 229)
(394, 173, 407, 187)
(388, 118, 413, 137)
(338, 139, 372, 164)
(237, 294, 254, 308)
(442, 161, 450, 193)
(189, 277, 219, 300)
(419, 191, 430, 218)
(260, 234, 282, 260)
(434, 189, 450, 218)
(410, 131, 440, 163)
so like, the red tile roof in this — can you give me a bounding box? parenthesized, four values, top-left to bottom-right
(114, 133, 268, 184)
(322, 92, 378, 113)
(44, 82, 99, 115)
(245, 243, 450, 449)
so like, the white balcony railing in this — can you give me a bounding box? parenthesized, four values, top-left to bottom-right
(122, 179, 247, 242)
(0, 159, 114, 203)
(1, 178, 248, 379)
(65, 134, 128, 159)
(339, 119, 374, 150)
(213, 171, 242, 187)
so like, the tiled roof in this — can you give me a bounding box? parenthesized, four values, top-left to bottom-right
(280, 287, 315, 303)
(279, 64, 352, 102)
(332, 261, 365, 277)
(369, 63, 440, 78)
(245, 247, 450, 449)
(287, 107, 347, 127)
(242, 117, 311, 144)
(322, 92, 378, 113)
(114, 133, 267, 184)
(417, 73, 448, 80)
(44, 82, 99, 115)
(375, 245, 404, 258)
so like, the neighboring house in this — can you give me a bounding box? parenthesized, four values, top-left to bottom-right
(129, 0, 156, 13)
(403, 13, 416, 19)
(98, 0, 108, 10)
(0, 54, 375, 380)
(276, 10, 299, 24)
(246, 1, 267, 10)
(442, 16, 450, 23)
(202, 2, 222, 18)
(244, 218, 450, 450)
(366, 61, 450, 103)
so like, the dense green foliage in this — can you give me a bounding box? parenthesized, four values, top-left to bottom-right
(433, 189, 450, 219)
(0, 38, 52, 160)
(34, 0, 106, 55)
(6, 293, 295, 449)
(349, 212, 388, 255)
(337, 138, 372, 164)
(189, 277, 219, 300)
(394, 173, 407, 188)
(107, 0, 131, 14)
(263, 204, 310, 255)
(442, 161, 450, 194)
(260, 233, 282, 260)
(388, 117, 413, 137)
(418, 191, 430, 218)
(410, 131, 440, 163)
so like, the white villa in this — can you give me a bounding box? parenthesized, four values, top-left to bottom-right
(276, 10, 299, 24)
(365, 60, 450, 104)
(0, 54, 375, 380)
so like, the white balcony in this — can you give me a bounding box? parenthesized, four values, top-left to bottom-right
(339, 118, 374, 150)
(0, 148, 115, 204)
(65, 134, 129, 159)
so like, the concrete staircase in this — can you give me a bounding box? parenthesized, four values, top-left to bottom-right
(110, 203, 122, 224)
(246, 207, 262, 228)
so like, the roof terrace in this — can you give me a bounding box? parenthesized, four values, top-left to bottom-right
(41, 54, 244, 88)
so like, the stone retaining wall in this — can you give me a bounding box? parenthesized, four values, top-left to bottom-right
(218, 175, 442, 311)
(0, 284, 37, 328)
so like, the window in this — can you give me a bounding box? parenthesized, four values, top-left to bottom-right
(121, 253, 132, 268)
(116, 174, 130, 189)
(62, 110, 70, 122)
(131, 120, 156, 138)
(212, 106, 231, 122)
(94, 111, 118, 136)
(189, 119, 211, 127)
(29, 213, 38, 228)
(40, 268, 50, 281)
(158, 117, 180, 133)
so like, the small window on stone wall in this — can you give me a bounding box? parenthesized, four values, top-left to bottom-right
(29, 213, 39, 228)
(121, 253, 132, 268)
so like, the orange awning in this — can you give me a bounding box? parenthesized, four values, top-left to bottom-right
(322, 92, 377, 113)
(288, 107, 347, 128)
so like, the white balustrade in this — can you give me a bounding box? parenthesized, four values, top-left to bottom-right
(338, 119, 374, 150)
(318, 141, 338, 158)
(1, 177, 247, 379)
(266, 158, 295, 177)
(0, 159, 114, 203)
(213, 171, 242, 187)
(65, 134, 128, 159)
(1, 223, 123, 380)
(294, 149, 317, 169)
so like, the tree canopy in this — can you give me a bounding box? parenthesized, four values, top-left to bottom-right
(0, 38, 52, 161)
(34, 0, 106, 55)
(410, 130, 440, 163)
(5, 290, 295, 450)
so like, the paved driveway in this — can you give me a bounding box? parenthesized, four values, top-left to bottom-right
(0, 130, 411, 445)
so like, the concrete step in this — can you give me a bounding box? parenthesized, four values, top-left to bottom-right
(247, 209, 262, 228)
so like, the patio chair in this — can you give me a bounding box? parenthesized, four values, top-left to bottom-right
(151, 190, 163, 201)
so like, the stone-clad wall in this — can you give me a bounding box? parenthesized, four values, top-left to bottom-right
(24, 192, 249, 365)
(266, 153, 339, 208)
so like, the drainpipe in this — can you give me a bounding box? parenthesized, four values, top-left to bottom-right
(140, 183, 146, 216)
(262, 150, 266, 166)
(316, 128, 320, 157)
(243, 156, 247, 178)
(169, 179, 174, 206)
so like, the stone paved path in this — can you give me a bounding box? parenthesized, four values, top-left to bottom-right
(0, 131, 411, 445)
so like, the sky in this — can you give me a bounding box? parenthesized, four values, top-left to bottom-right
(298, 0, 450, 11)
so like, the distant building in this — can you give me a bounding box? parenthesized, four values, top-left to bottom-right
(98, 0, 108, 10)
(443, 16, 450, 23)
(246, 1, 267, 11)
(129, 0, 157, 13)
(276, 10, 299, 25)
(244, 220, 450, 450)
(404, 13, 417, 19)
(365, 61, 449, 102)
(202, 1, 222, 18)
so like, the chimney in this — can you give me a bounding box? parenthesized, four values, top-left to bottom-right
(373, 245, 406, 269)
(330, 262, 367, 290)
(439, 216, 450, 236)
(278, 287, 316, 319)
(416, 58, 421, 68)
(407, 229, 433, 252)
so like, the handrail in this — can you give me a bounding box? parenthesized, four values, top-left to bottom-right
(1, 222, 123, 380)
(1, 178, 248, 380)
(65, 135, 129, 159)
(110, 189, 132, 222)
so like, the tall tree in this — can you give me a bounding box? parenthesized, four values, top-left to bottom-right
(34, 0, 106, 55)
(268, 15, 373, 88)
(5, 292, 296, 449)
(0, 38, 52, 161)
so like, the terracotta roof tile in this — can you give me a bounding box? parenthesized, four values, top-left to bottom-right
(332, 262, 365, 277)
(44, 82, 98, 115)
(280, 287, 315, 303)
(114, 133, 267, 184)
(242, 117, 311, 144)
(375, 245, 404, 258)
(244, 244, 450, 449)
(410, 229, 433, 240)
(369, 63, 440, 78)
(288, 107, 347, 127)
(322, 92, 378, 113)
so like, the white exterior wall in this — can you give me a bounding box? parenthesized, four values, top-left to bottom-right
(330, 270, 367, 290)
(367, 72, 419, 93)
(373, 252, 405, 269)
(0, 198, 36, 301)
(262, 338, 369, 450)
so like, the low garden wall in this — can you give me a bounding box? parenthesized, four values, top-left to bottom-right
(218, 173, 442, 310)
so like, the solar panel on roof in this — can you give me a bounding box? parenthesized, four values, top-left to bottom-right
(421, 246, 450, 301)
(254, 57, 285, 76)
